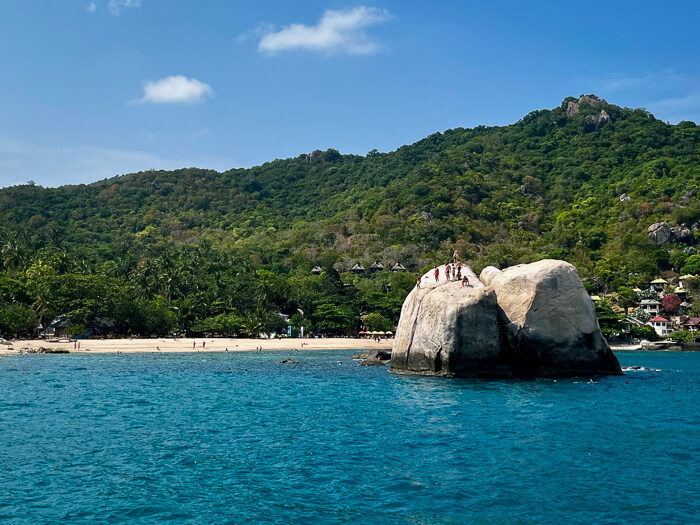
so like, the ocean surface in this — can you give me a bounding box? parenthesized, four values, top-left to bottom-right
(1, 350, 698, 524)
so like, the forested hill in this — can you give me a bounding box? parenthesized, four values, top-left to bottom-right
(0, 95, 699, 338)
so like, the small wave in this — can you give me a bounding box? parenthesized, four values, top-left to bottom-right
(622, 366, 661, 372)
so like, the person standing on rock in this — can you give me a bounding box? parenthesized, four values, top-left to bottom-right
(446, 265, 451, 281)
(456, 265, 462, 281)
(434, 268, 439, 282)
(416, 274, 422, 288)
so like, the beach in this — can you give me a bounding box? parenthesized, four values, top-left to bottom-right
(0, 337, 392, 355)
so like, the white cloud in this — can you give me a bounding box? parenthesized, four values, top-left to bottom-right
(108, 0, 142, 16)
(138, 76, 213, 104)
(0, 138, 234, 188)
(86, 2, 97, 13)
(258, 6, 391, 55)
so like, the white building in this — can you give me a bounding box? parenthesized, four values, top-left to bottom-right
(640, 299, 661, 316)
(647, 316, 672, 336)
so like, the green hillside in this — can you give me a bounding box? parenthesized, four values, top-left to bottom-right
(1, 95, 699, 338)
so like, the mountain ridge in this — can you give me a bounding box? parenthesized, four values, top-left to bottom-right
(0, 94, 698, 337)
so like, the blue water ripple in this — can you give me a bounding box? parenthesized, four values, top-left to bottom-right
(0, 350, 698, 524)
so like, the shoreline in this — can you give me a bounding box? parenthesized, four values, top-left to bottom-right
(1, 339, 692, 357)
(0, 337, 392, 356)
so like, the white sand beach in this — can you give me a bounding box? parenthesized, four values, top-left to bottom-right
(0, 337, 392, 356)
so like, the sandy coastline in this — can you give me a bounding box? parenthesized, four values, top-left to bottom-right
(0, 337, 392, 356)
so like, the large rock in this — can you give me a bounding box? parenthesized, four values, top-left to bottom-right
(566, 101, 580, 117)
(479, 266, 501, 287)
(583, 110, 610, 131)
(648, 222, 671, 245)
(578, 94, 607, 110)
(670, 225, 695, 245)
(391, 265, 506, 377)
(390, 260, 621, 378)
(490, 260, 621, 377)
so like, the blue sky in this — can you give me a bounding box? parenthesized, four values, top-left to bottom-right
(1, 0, 698, 187)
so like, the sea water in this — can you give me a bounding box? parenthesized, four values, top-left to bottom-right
(0, 350, 698, 524)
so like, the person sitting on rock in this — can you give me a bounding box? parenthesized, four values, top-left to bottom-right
(462, 275, 469, 287)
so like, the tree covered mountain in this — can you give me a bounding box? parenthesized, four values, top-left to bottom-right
(1, 95, 698, 337)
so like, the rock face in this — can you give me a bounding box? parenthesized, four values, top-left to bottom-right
(584, 110, 610, 131)
(391, 260, 621, 378)
(567, 95, 608, 118)
(490, 260, 620, 377)
(670, 225, 695, 245)
(578, 94, 607, 110)
(479, 266, 502, 287)
(648, 221, 671, 245)
(391, 269, 506, 377)
(566, 101, 580, 117)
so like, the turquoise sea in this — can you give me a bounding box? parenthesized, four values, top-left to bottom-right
(1, 350, 698, 524)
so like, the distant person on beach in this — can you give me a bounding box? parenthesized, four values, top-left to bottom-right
(193, 341, 196, 350)
(462, 275, 469, 287)
(202, 341, 206, 348)
(434, 268, 439, 282)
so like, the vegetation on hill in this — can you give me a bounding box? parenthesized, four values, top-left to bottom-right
(0, 95, 698, 338)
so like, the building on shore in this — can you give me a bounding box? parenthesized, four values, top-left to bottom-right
(647, 316, 672, 336)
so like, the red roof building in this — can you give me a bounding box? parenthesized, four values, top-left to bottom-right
(682, 317, 700, 332)
(647, 316, 672, 336)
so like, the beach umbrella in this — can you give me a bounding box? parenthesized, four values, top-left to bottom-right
(385, 331, 393, 335)
(377, 331, 386, 335)
(358, 331, 366, 335)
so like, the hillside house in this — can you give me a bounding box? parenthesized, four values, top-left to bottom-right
(679, 275, 696, 289)
(391, 262, 407, 273)
(640, 299, 662, 316)
(622, 316, 646, 334)
(674, 288, 689, 301)
(647, 316, 672, 336)
(351, 263, 365, 274)
(683, 317, 700, 332)
(650, 278, 668, 293)
(369, 261, 384, 273)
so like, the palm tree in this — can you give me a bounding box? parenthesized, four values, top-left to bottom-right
(2, 243, 24, 274)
